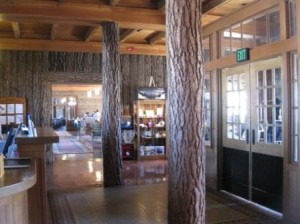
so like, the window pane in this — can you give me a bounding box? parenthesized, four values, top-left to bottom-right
(257, 71, 264, 87)
(289, 0, 297, 36)
(242, 19, 254, 48)
(221, 28, 231, 56)
(203, 36, 210, 62)
(255, 15, 267, 46)
(269, 10, 280, 43)
(266, 69, 273, 86)
(231, 23, 242, 53)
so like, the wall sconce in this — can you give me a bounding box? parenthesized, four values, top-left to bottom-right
(87, 91, 92, 97)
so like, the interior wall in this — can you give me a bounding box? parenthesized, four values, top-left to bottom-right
(52, 89, 102, 118)
(0, 51, 167, 126)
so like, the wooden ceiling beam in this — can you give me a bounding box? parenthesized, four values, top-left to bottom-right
(110, 0, 120, 6)
(51, 24, 58, 40)
(11, 22, 20, 39)
(0, 38, 166, 56)
(84, 26, 99, 42)
(148, 31, 165, 45)
(0, 3, 165, 31)
(120, 29, 137, 43)
(202, 0, 231, 14)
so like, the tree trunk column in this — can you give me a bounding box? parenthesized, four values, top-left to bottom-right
(166, 0, 205, 223)
(101, 22, 123, 187)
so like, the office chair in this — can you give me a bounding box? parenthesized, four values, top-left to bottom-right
(1, 127, 16, 158)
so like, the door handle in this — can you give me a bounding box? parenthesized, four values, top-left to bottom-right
(246, 129, 249, 144)
(252, 129, 256, 145)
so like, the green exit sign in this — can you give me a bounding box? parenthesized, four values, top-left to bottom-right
(236, 48, 250, 62)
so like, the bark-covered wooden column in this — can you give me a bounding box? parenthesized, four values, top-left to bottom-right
(101, 22, 123, 187)
(166, 0, 205, 223)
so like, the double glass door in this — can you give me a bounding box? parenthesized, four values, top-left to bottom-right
(222, 57, 283, 212)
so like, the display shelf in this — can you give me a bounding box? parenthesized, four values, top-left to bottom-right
(134, 100, 167, 161)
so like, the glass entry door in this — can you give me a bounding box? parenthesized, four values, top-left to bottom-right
(222, 57, 283, 212)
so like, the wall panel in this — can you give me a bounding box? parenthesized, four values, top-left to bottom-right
(0, 51, 166, 126)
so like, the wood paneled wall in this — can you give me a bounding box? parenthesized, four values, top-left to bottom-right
(0, 50, 166, 126)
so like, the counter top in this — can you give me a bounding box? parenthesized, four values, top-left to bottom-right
(0, 159, 36, 198)
(15, 126, 59, 145)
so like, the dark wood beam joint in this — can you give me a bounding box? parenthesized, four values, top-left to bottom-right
(11, 22, 20, 39)
(202, 0, 230, 14)
(51, 24, 58, 40)
(157, 0, 165, 10)
(110, 0, 120, 6)
(84, 26, 99, 42)
(120, 29, 136, 43)
(148, 31, 165, 45)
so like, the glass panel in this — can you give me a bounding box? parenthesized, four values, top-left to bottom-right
(204, 127, 211, 142)
(275, 88, 282, 106)
(240, 90, 247, 123)
(231, 23, 242, 53)
(227, 92, 233, 107)
(289, 0, 297, 37)
(221, 28, 231, 56)
(227, 76, 233, 90)
(266, 69, 273, 86)
(258, 89, 264, 105)
(234, 107, 239, 123)
(240, 74, 245, 90)
(240, 124, 246, 140)
(233, 124, 239, 139)
(233, 75, 239, 90)
(227, 124, 233, 138)
(275, 126, 282, 144)
(258, 124, 265, 142)
(242, 19, 254, 48)
(203, 36, 210, 62)
(267, 126, 273, 143)
(258, 107, 264, 122)
(268, 10, 280, 43)
(257, 71, 264, 87)
(227, 108, 233, 122)
(255, 14, 267, 46)
(275, 68, 281, 86)
(267, 88, 273, 105)
(267, 107, 273, 124)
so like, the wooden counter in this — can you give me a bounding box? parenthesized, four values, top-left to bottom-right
(0, 159, 36, 224)
(15, 127, 59, 224)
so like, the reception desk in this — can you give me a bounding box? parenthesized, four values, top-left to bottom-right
(15, 127, 59, 224)
(0, 159, 36, 224)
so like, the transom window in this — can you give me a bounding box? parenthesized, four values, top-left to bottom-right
(220, 7, 280, 57)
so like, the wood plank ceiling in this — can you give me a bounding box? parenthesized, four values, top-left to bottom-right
(0, 0, 258, 55)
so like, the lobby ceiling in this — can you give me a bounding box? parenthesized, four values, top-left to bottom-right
(0, 0, 257, 55)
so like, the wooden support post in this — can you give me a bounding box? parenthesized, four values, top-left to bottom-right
(101, 21, 123, 187)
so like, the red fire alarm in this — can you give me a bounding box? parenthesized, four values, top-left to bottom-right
(127, 46, 136, 52)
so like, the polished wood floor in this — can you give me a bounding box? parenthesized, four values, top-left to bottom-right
(46, 130, 283, 224)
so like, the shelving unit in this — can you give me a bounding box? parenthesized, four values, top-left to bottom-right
(134, 100, 167, 160)
(121, 115, 135, 160)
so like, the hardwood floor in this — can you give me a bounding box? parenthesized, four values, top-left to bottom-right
(47, 130, 283, 224)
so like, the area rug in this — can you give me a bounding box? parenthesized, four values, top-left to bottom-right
(48, 183, 283, 224)
(53, 136, 92, 154)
